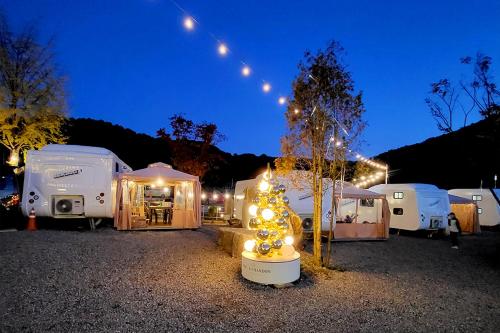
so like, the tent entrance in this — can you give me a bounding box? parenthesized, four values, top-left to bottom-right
(127, 180, 195, 229)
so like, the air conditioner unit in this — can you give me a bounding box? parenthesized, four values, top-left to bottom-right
(53, 195, 84, 216)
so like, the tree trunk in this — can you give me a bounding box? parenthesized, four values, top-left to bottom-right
(312, 152, 323, 266)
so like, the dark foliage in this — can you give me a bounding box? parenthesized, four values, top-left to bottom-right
(375, 115, 500, 189)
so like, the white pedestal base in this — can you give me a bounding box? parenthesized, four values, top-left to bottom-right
(241, 251, 300, 285)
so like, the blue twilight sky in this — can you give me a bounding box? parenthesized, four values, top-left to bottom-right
(2, 0, 499, 157)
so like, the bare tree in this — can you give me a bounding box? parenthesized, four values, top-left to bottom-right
(425, 79, 459, 133)
(460, 53, 499, 118)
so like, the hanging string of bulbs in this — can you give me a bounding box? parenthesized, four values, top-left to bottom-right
(168, 0, 388, 187)
(168, 0, 288, 106)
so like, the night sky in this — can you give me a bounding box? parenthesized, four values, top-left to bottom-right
(3, 0, 499, 157)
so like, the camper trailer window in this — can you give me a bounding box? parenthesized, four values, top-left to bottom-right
(393, 192, 404, 199)
(472, 195, 482, 201)
(360, 198, 375, 207)
(115, 163, 119, 173)
(393, 208, 404, 215)
(478, 208, 483, 214)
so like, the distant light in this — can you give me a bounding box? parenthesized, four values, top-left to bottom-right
(213, 193, 219, 200)
(356, 154, 361, 159)
(242, 65, 251, 76)
(218, 43, 228, 56)
(294, 108, 300, 114)
(262, 82, 271, 93)
(336, 141, 342, 147)
(278, 96, 287, 105)
(183, 16, 195, 30)
(201, 193, 207, 200)
(224, 193, 230, 199)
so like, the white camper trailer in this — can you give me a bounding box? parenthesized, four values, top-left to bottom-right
(22, 145, 131, 222)
(448, 189, 500, 227)
(235, 171, 390, 240)
(369, 184, 450, 232)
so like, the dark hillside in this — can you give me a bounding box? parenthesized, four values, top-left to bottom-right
(65, 118, 274, 188)
(65, 118, 173, 171)
(376, 116, 500, 189)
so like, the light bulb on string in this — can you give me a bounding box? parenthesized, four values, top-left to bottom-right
(218, 43, 228, 56)
(294, 108, 300, 115)
(241, 65, 251, 77)
(262, 82, 271, 93)
(278, 96, 287, 105)
(183, 16, 195, 31)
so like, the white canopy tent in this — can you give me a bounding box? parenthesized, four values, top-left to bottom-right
(114, 163, 201, 230)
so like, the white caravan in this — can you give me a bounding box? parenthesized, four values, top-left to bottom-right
(448, 189, 500, 227)
(22, 145, 131, 223)
(369, 184, 450, 231)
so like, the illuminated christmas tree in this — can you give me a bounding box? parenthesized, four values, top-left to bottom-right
(244, 165, 295, 257)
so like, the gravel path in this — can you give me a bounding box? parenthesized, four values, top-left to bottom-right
(0, 227, 499, 332)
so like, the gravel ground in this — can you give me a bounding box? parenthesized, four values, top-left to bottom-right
(0, 226, 499, 332)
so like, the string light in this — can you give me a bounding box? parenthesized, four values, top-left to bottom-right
(262, 82, 271, 93)
(241, 65, 251, 77)
(278, 96, 287, 105)
(218, 43, 228, 56)
(183, 16, 195, 30)
(294, 108, 300, 114)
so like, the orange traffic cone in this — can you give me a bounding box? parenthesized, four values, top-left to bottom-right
(27, 208, 37, 231)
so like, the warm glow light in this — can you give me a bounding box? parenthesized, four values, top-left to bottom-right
(151, 184, 156, 189)
(336, 141, 342, 147)
(278, 96, 286, 105)
(188, 192, 194, 199)
(242, 65, 251, 76)
(213, 193, 219, 200)
(244, 239, 256, 252)
(201, 193, 207, 200)
(163, 187, 169, 193)
(218, 43, 228, 55)
(262, 82, 271, 93)
(183, 16, 195, 30)
(248, 204, 258, 217)
(258, 180, 270, 192)
(7, 152, 19, 166)
(156, 178, 164, 186)
(294, 108, 300, 114)
(235, 194, 245, 200)
(261, 208, 274, 221)
(224, 193, 230, 199)
(284, 235, 294, 246)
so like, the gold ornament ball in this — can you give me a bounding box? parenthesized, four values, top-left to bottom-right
(258, 242, 271, 255)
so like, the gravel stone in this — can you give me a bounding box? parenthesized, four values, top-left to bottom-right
(0, 226, 499, 332)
